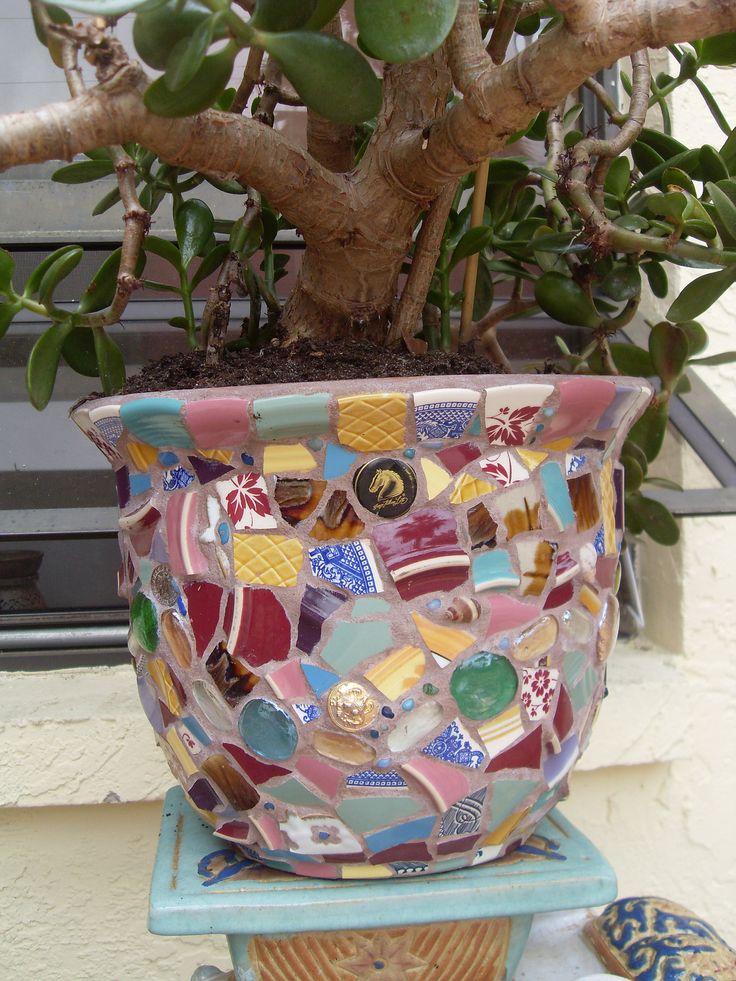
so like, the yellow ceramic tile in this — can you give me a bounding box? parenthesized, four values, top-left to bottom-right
(341, 864, 394, 879)
(484, 807, 529, 845)
(541, 436, 575, 452)
(127, 439, 158, 472)
(364, 645, 425, 700)
(411, 612, 474, 660)
(600, 459, 617, 555)
(232, 533, 303, 586)
(516, 448, 548, 471)
(421, 458, 452, 499)
(449, 473, 496, 505)
(148, 659, 182, 715)
(477, 705, 525, 757)
(580, 583, 602, 616)
(166, 729, 198, 778)
(196, 447, 232, 463)
(263, 444, 317, 475)
(337, 394, 407, 451)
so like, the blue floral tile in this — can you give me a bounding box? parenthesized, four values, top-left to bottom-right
(414, 388, 480, 441)
(163, 466, 195, 491)
(422, 719, 486, 769)
(292, 703, 321, 724)
(309, 541, 383, 595)
(439, 788, 487, 837)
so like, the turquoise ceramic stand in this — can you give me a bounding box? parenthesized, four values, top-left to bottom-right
(150, 787, 616, 980)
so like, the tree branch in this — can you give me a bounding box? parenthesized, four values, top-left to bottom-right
(0, 64, 351, 243)
(388, 0, 736, 198)
(306, 15, 355, 173)
(446, 0, 491, 92)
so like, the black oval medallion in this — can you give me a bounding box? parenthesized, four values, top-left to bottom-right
(353, 457, 417, 518)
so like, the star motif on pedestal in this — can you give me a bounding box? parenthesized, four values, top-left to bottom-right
(337, 931, 428, 979)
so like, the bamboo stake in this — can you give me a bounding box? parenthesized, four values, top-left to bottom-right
(459, 158, 490, 342)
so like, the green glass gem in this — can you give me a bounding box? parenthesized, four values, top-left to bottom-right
(422, 683, 440, 696)
(450, 650, 518, 721)
(131, 591, 158, 652)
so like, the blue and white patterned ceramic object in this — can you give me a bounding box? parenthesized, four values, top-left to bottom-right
(414, 388, 480, 441)
(422, 719, 486, 769)
(308, 541, 383, 595)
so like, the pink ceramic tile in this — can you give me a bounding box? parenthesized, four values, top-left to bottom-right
(486, 595, 539, 635)
(402, 756, 470, 811)
(250, 811, 284, 850)
(266, 661, 311, 700)
(166, 492, 208, 576)
(295, 756, 344, 799)
(540, 378, 616, 442)
(183, 397, 250, 448)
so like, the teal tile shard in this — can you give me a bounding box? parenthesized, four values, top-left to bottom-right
(336, 796, 421, 834)
(352, 597, 392, 617)
(253, 394, 331, 440)
(364, 815, 437, 853)
(268, 778, 326, 808)
(320, 621, 393, 674)
(301, 663, 340, 697)
(487, 779, 537, 833)
(467, 416, 482, 436)
(324, 443, 358, 479)
(472, 549, 521, 592)
(120, 398, 192, 448)
(541, 462, 575, 530)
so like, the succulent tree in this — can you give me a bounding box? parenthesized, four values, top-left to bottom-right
(1, 1, 736, 545)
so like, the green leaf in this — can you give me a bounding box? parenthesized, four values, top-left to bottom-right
(700, 145, 730, 183)
(303, 0, 345, 28)
(0, 247, 14, 294)
(487, 159, 530, 184)
(689, 350, 736, 366)
(251, 0, 317, 31)
(622, 439, 649, 476)
(628, 399, 668, 463)
(449, 226, 492, 270)
(637, 128, 688, 158)
(78, 248, 122, 314)
(62, 326, 99, 377)
(52, 160, 116, 184)
(26, 320, 74, 410)
(92, 185, 123, 216)
(661, 166, 695, 195)
(678, 319, 708, 356)
(649, 322, 689, 390)
(133, 0, 223, 70)
(610, 342, 654, 376)
(534, 271, 602, 329)
(615, 214, 650, 231)
(191, 243, 230, 289)
(630, 494, 680, 546)
(531, 232, 588, 254)
(354, 0, 459, 64)
(229, 214, 264, 258)
(631, 140, 664, 176)
(0, 299, 23, 341)
(257, 31, 382, 124)
(168, 316, 190, 330)
(38, 246, 84, 308)
(472, 256, 494, 321)
(645, 190, 688, 222)
(43, 0, 152, 13)
(642, 260, 669, 299)
(93, 330, 126, 394)
(606, 156, 631, 199)
(644, 476, 683, 492)
(667, 265, 736, 321)
(23, 246, 80, 298)
(601, 265, 641, 302)
(164, 13, 220, 92)
(706, 180, 736, 240)
(144, 235, 183, 271)
(621, 452, 644, 493)
(700, 32, 736, 67)
(175, 199, 215, 269)
(144, 45, 236, 117)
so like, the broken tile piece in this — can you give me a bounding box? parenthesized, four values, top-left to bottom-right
(313, 729, 376, 766)
(541, 462, 576, 530)
(364, 645, 425, 699)
(232, 534, 303, 587)
(411, 612, 474, 666)
(182, 397, 250, 448)
(541, 378, 616, 442)
(387, 701, 444, 753)
(476, 705, 526, 759)
(472, 549, 520, 592)
(439, 788, 487, 837)
(217, 473, 277, 530)
(268, 778, 325, 808)
(163, 465, 194, 491)
(337, 393, 407, 451)
(120, 397, 193, 448)
(166, 491, 208, 576)
(296, 585, 346, 654)
(450, 473, 496, 505)
(263, 444, 317, 475)
(294, 756, 343, 798)
(479, 451, 529, 487)
(301, 663, 340, 698)
(568, 472, 600, 532)
(292, 703, 321, 724)
(201, 754, 260, 810)
(421, 458, 452, 499)
(266, 661, 310, 700)
(516, 448, 548, 471)
(373, 508, 469, 600)
(516, 539, 556, 598)
(402, 757, 470, 811)
(422, 719, 486, 769)
(253, 393, 330, 440)
(312, 490, 365, 540)
(485, 725, 542, 772)
(224, 587, 291, 668)
(337, 796, 421, 834)
(414, 388, 480, 441)
(486, 595, 538, 635)
(467, 502, 498, 550)
(308, 540, 383, 596)
(324, 443, 358, 479)
(513, 615, 558, 662)
(320, 620, 392, 674)
(352, 597, 391, 617)
(497, 483, 542, 539)
(280, 813, 363, 856)
(521, 666, 559, 720)
(206, 644, 259, 705)
(188, 455, 234, 484)
(436, 442, 482, 475)
(484, 384, 554, 446)
(274, 478, 326, 526)
(346, 769, 407, 788)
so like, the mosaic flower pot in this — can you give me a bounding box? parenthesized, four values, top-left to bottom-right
(73, 374, 650, 880)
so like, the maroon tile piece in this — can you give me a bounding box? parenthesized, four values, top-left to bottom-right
(169, 666, 188, 707)
(543, 581, 574, 609)
(184, 581, 225, 657)
(223, 587, 291, 668)
(486, 726, 542, 772)
(216, 820, 250, 840)
(553, 685, 574, 740)
(321, 852, 367, 864)
(373, 507, 469, 600)
(188, 777, 222, 812)
(613, 466, 625, 530)
(368, 841, 433, 865)
(115, 466, 130, 508)
(188, 455, 235, 485)
(436, 442, 482, 475)
(596, 556, 618, 589)
(436, 834, 481, 856)
(223, 742, 291, 785)
(159, 700, 178, 728)
(296, 585, 346, 654)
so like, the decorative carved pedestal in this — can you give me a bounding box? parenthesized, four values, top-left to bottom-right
(150, 787, 616, 980)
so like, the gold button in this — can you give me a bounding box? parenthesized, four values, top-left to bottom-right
(327, 681, 379, 732)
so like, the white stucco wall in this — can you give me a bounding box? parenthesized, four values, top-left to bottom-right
(1, 38, 736, 981)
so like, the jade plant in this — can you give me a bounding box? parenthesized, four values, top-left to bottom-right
(2, 1, 736, 548)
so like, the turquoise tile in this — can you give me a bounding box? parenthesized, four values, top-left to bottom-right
(120, 398, 192, 448)
(352, 597, 391, 617)
(472, 550, 521, 591)
(301, 663, 340, 697)
(540, 462, 575, 529)
(253, 394, 330, 440)
(320, 621, 393, 674)
(487, 779, 537, 832)
(364, 815, 437, 853)
(268, 778, 326, 808)
(324, 443, 357, 479)
(337, 796, 421, 834)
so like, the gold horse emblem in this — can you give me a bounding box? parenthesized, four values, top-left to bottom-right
(368, 468, 405, 502)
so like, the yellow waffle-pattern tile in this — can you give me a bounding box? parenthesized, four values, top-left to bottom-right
(126, 439, 158, 472)
(232, 533, 303, 586)
(449, 473, 496, 504)
(337, 394, 408, 451)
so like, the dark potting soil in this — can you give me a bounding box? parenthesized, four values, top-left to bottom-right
(121, 338, 502, 393)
